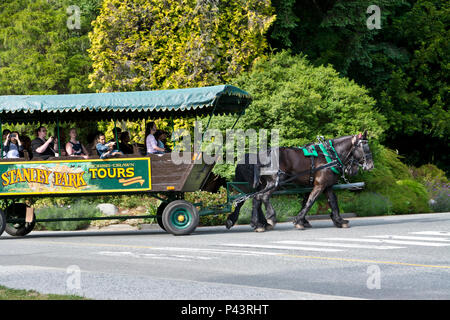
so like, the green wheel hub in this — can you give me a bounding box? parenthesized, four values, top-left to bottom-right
(170, 208, 192, 229)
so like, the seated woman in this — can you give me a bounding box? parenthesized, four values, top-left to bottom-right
(96, 132, 123, 159)
(66, 128, 89, 159)
(3, 131, 24, 159)
(145, 122, 165, 155)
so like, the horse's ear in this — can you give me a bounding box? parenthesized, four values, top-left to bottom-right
(363, 130, 368, 139)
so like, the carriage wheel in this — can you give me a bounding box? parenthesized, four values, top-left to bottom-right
(162, 200, 199, 235)
(5, 203, 36, 237)
(156, 202, 168, 231)
(0, 209, 5, 237)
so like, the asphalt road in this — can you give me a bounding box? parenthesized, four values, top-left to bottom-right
(1, 212, 449, 300)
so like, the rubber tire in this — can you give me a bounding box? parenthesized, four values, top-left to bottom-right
(0, 209, 5, 237)
(156, 202, 168, 231)
(5, 203, 36, 237)
(162, 200, 199, 236)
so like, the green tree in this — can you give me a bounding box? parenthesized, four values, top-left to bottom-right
(0, 0, 101, 95)
(88, 0, 275, 92)
(266, 0, 449, 172)
(210, 51, 386, 179)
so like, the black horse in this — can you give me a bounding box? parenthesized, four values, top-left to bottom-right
(226, 132, 374, 232)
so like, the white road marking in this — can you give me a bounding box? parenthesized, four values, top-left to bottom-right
(322, 237, 450, 247)
(96, 251, 212, 261)
(275, 240, 404, 250)
(367, 235, 450, 242)
(219, 243, 343, 252)
(149, 246, 287, 256)
(410, 231, 450, 237)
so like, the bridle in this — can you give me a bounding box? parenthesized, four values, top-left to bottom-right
(342, 136, 372, 174)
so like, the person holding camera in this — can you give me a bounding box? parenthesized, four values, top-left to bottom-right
(3, 131, 24, 159)
(31, 126, 58, 160)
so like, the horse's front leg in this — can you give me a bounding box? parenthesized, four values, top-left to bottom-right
(298, 193, 312, 228)
(251, 197, 267, 232)
(325, 187, 349, 228)
(226, 201, 244, 229)
(293, 186, 325, 230)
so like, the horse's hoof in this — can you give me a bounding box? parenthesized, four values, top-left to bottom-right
(225, 219, 234, 230)
(266, 219, 276, 231)
(255, 227, 266, 233)
(294, 224, 305, 230)
(342, 223, 349, 228)
(303, 221, 312, 228)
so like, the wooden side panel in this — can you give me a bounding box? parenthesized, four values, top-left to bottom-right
(149, 153, 194, 192)
(181, 162, 215, 192)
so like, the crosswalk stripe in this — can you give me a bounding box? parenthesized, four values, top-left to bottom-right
(368, 235, 450, 242)
(410, 231, 450, 237)
(275, 240, 404, 250)
(322, 237, 450, 247)
(219, 243, 343, 252)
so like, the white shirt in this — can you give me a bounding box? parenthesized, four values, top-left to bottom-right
(146, 134, 157, 154)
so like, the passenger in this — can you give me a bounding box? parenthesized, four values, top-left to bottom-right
(2, 129, 10, 142)
(3, 131, 24, 159)
(66, 128, 89, 159)
(160, 130, 171, 153)
(153, 130, 166, 154)
(145, 122, 165, 155)
(96, 132, 123, 159)
(54, 128, 67, 156)
(20, 134, 32, 159)
(86, 131, 100, 156)
(108, 128, 122, 144)
(119, 131, 134, 155)
(31, 126, 58, 160)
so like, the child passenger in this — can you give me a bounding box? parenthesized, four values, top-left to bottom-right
(96, 133, 123, 159)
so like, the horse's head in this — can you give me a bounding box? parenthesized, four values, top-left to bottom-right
(345, 131, 374, 176)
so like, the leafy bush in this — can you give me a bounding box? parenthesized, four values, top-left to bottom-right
(429, 185, 450, 213)
(184, 187, 229, 226)
(340, 192, 392, 217)
(35, 201, 102, 231)
(236, 195, 302, 225)
(386, 180, 430, 214)
(410, 164, 449, 198)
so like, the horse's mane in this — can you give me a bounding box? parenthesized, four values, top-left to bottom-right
(283, 135, 354, 150)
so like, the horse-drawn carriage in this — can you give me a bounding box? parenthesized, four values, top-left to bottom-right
(0, 85, 253, 236)
(0, 84, 372, 237)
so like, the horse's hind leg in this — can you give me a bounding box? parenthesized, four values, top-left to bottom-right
(262, 191, 277, 230)
(325, 187, 349, 228)
(293, 186, 324, 230)
(226, 201, 244, 229)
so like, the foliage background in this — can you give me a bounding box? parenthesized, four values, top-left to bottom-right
(0, 0, 448, 228)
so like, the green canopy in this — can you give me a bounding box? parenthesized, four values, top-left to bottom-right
(0, 85, 252, 123)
